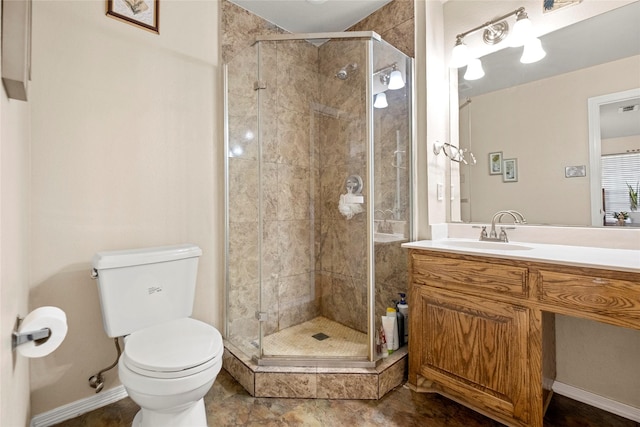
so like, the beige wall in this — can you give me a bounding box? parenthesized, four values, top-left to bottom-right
(27, 0, 220, 416)
(411, 0, 449, 240)
(602, 134, 640, 155)
(462, 55, 640, 225)
(1, 19, 32, 427)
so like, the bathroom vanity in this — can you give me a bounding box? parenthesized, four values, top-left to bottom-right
(403, 239, 640, 427)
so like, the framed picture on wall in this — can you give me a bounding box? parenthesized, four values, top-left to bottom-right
(107, 0, 159, 33)
(489, 152, 503, 175)
(503, 158, 518, 182)
(543, 0, 582, 14)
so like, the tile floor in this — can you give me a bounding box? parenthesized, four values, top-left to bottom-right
(53, 369, 639, 427)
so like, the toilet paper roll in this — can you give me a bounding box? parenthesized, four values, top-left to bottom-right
(17, 306, 68, 358)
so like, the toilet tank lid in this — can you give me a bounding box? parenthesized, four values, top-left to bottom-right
(92, 244, 202, 270)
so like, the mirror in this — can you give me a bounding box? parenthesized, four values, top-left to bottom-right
(588, 88, 640, 227)
(453, 2, 640, 227)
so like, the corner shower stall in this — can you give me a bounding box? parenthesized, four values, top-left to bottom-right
(224, 32, 412, 367)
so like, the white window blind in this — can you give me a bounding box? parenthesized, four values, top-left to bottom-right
(601, 152, 640, 220)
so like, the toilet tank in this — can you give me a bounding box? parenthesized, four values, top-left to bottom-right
(92, 244, 203, 337)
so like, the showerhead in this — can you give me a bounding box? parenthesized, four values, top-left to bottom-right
(335, 63, 358, 80)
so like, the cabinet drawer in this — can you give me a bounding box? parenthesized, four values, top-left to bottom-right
(411, 252, 528, 298)
(539, 270, 640, 325)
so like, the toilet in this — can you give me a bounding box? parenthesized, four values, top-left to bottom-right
(91, 244, 222, 427)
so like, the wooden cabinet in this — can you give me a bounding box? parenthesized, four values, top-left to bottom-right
(408, 248, 640, 427)
(411, 252, 529, 298)
(537, 269, 640, 329)
(414, 286, 531, 425)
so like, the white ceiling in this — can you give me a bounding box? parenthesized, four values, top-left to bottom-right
(228, 0, 392, 33)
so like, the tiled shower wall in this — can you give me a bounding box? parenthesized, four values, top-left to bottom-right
(349, 0, 415, 58)
(315, 40, 369, 333)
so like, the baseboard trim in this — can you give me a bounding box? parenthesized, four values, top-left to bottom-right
(552, 381, 640, 422)
(30, 385, 128, 427)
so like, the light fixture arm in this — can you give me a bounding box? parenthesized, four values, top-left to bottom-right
(374, 62, 398, 78)
(455, 7, 525, 42)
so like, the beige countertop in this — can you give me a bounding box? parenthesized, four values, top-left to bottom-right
(402, 238, 640, 273)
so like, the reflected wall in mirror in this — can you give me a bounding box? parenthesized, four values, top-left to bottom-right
(452, 2, 640, 227)
(588, 89, 640, 227)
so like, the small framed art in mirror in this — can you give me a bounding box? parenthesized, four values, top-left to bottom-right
(503, 159, 518, 183)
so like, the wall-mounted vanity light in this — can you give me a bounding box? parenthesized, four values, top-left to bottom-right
(376, 63, 405, 90)
(373, 92, 388, 109)
(450, 7, 546, 80)
(372, 62, 405, 109)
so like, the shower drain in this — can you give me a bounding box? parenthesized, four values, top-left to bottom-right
(312, 332, 329, 341)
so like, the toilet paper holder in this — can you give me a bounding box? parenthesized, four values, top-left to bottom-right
(11, 316, 51, 350)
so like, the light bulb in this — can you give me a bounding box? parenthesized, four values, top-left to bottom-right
(509, 15, 533, 47)
(464, 58, 485, 80)
(520, 38, 546, 64)
(373, 92, 388, 109)
(388, 70, 405, 90)
(450, 41, 470, 68)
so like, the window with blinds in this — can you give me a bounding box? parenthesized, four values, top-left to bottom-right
(601, 152, 640, 221)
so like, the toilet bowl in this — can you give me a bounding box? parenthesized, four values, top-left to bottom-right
(118, 318, 223, 427)
(91, 244, 222, 427)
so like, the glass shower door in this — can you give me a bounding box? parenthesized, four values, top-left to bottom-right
(224, 43, 262, 360)
(372, 38, 413, 352)
(256, 37, 372, 363)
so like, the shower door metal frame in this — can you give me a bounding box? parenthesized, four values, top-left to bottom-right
(365, 38, 376, 364)
(253, 31, 381, 44)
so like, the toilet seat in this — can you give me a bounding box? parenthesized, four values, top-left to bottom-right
(123, 318, 223, 379)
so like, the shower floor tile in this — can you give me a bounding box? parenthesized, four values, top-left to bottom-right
(263, 317, 368, 358)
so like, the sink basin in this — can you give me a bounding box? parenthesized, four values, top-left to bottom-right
(441, 240, 533, 251)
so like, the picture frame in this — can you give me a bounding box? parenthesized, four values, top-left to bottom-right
(543, 0, 582, 14)
(503, 158, 518, 182)
(107, 0, 159, 33)
(489, 151, 503, 175)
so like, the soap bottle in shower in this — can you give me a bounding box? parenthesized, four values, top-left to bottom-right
(397, 293, 409, 344)
(386, 307, 400, 350)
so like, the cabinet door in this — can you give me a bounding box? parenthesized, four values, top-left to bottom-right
(415, 285, 531, 425)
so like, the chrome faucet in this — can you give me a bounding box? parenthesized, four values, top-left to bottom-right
(495, 210, 527, 225)
(479, 210, 527, 243)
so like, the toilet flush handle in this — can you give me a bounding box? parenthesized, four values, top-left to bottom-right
(90, 268, 98, 280)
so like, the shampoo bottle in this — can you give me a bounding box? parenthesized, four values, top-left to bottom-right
(397, 293, 409, 344)
(379, 324, 388, 358)
(386, 307, 399, 350)
(395, 306, 405, 347)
